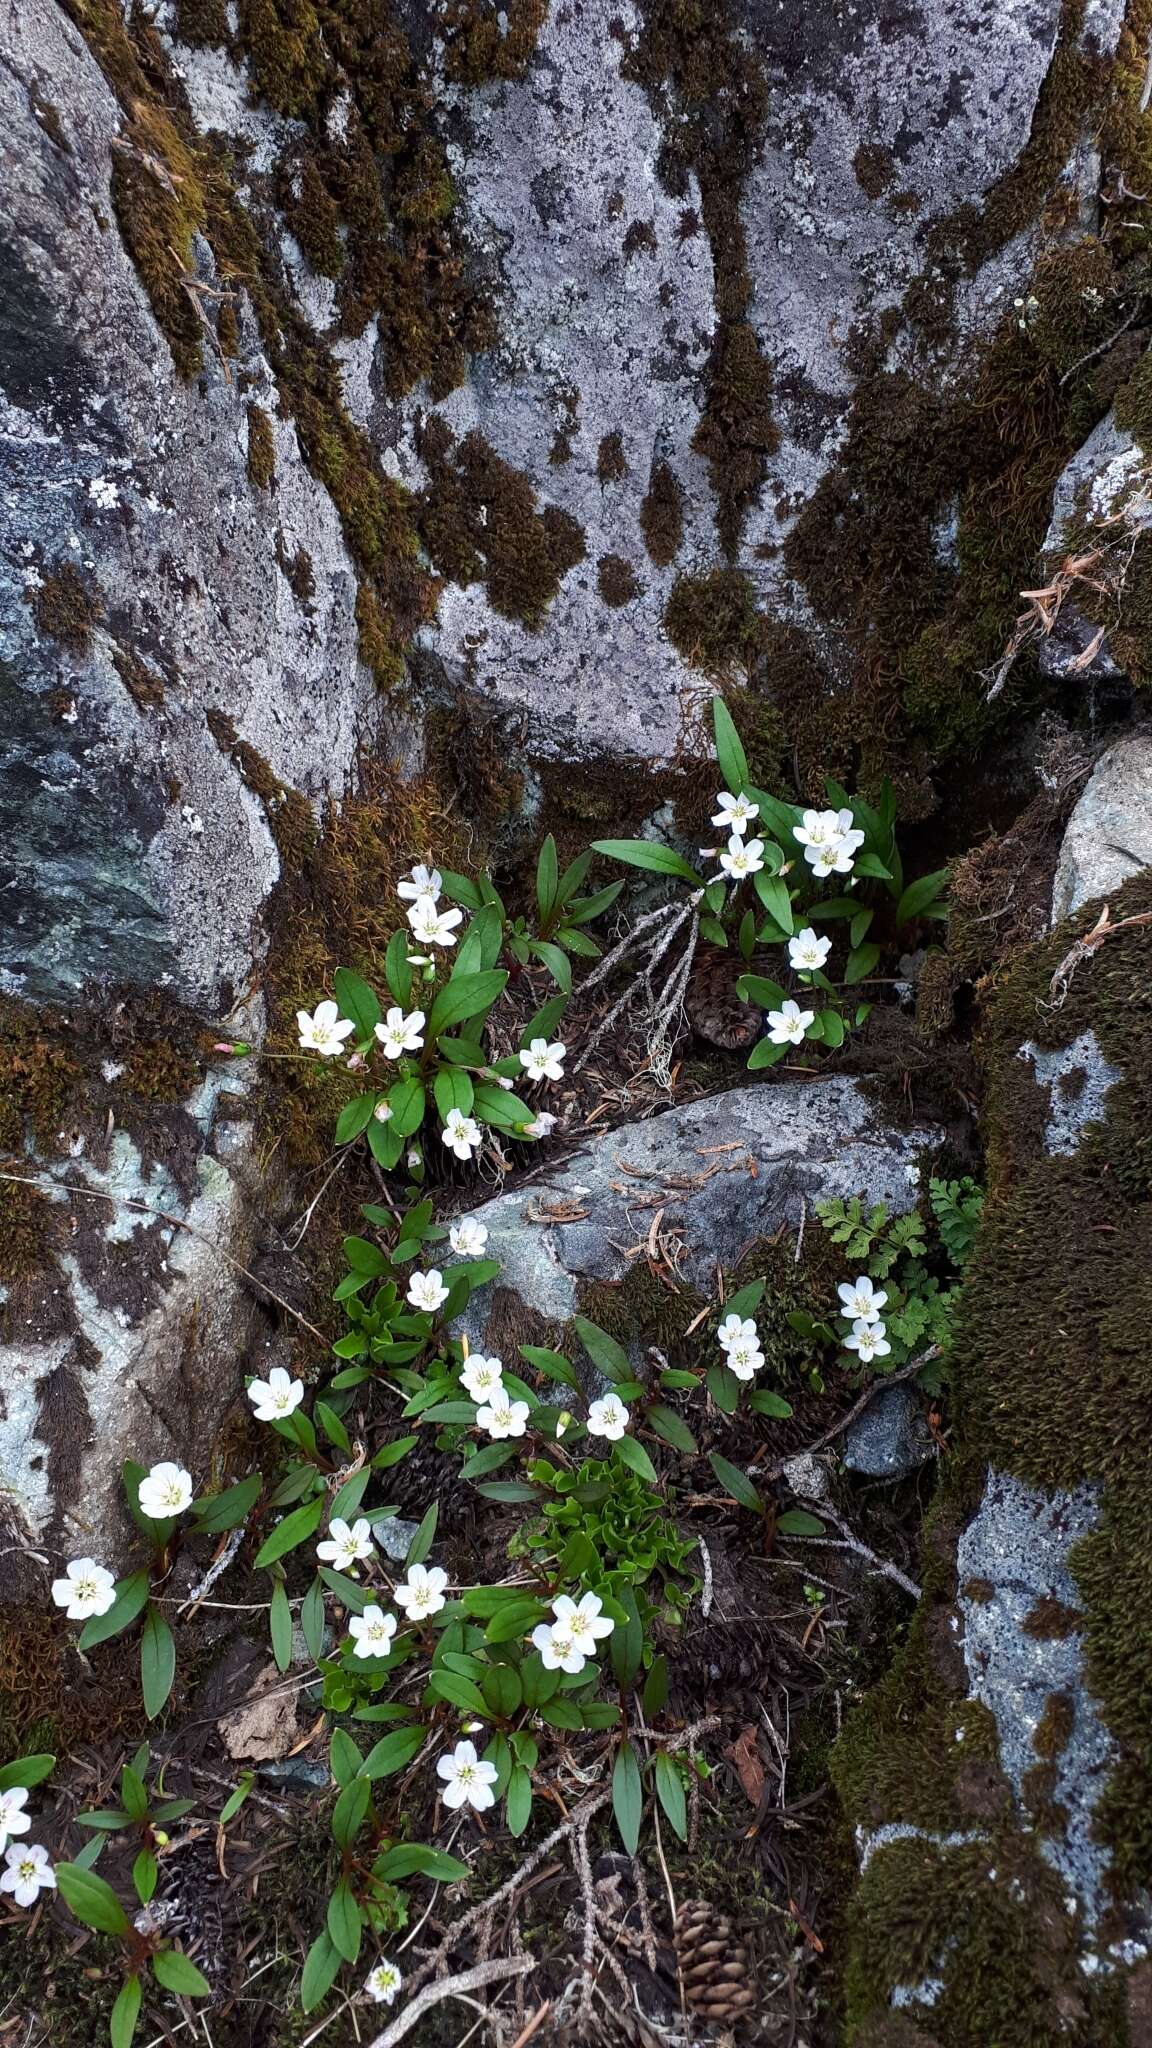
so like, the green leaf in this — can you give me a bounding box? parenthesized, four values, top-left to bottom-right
(438, 868, 486, 909)
(820, 1008, 846, 1048)
(367, 1117, 403, 1169)
(330, 1467, 373, 1523)
(300, 1930, 343, 2013)
(708, 1452, 762, 1514)
(334, 1093, 377, 1147)
(520, 995, 569, 1051)
(362, 1724, 427, 1778)
(192, 1472, 262, 1534)
(712, 695, 750, 795)
(896, 867, 950, 926)
(267, 1580, 293, 1673)
(747, 1036, 789, 1070)
(723, 1278, 765, 1321)
(374, 1434, 418, 1471)
(56, 1863, 131, 1935)
(735, 973, 786, 1010)
(536, 832, 559, 918)
(755, 874, 794, 935)
(590, 840, 704, 886)
(654, 1753, 687, 1841)
(520, 1655, 560, 1711)
(749, 1388, 794, 1418)
(484, 1599, 547, 1644)
(78, 1569, 150, 1651)
(460, 1443, 516, 1481)
(565, 878, 624, 925)
(218, 1772, 254, 1825)
(254, 1495, 324, 1568)
(853, 853, 892, 881)
(327, 1882, 363, 1964)
(609, 1587, 643, 1690)
(342, 1234, 389, 1275)
(519, 1345, 580, 1392)
(388, 1075, 426, 1137)
(483, 1665, 523, 1718)
(334, 967, 380, 1040)
(110, 1977, 142, 2048)
(434, 1066, 475, 1121)
(506, 1765, 533, 1837)
(385, 927, 413, 1007)
(612, 1740, 643, 1854)
(526, 938, 572, 992)
(0, 1752, 55, 1793)
(844, 941, 881, 986)
(428, 1670, 488, 1715)
(315, 1401, 352, 1455)
(646, 1404, 696, 1454)
(706, 1361, 740, 1412)
(406, 1501, 438, 1568)
(427, 970, 508, 1040)
(331, 1775, 371, 1850)
(849, 907, 874, 949)
(132, 1849, 157, 1903)
(613, 1435, 658, 1484)
(643, 1655, 669, 1718)
(472, 1479, 541, 1502)
(572, 1316, 632, 1384)
(375, 1843, 470, 1881)
(539, 1697, 583, 1730)
(777, 1508, 826, 1536)
(140, 1605, 176, 1721)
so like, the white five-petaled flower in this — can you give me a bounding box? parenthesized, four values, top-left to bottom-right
(450, 1217, 489, 1258)
(718, 833, 765, 881)
(50, 1556, 116, 1621)
(766, 999, 815, 1046)
(364, 1958, 403, 2005)
(0, 1842, 55, 1909)
(393, 1562, 449, 1620)
(296, 999, 355, 1058)
(838, 1276, 888, 1323)
(518, 1037, 566, 1083)
(317, 1516, 376, 1573)
(437, 1738, 499, 1812)
(844, 1318, 891, 1364)
(788, 926, 832, 973)
(794, 807, 864, 877)
(247, 1366, 305, 1422)
(138, 1462, 194, 1520)
(374, 1006, 426, 1058)
(530, 1620, 586, 1673)
(373, 1100, 393, 1123)
(712, 790, 760, 835)
(397, 863, 442, 904)
(407, 1269, 449, 1313)
(347, 1605, 398, 1658)
(476, 1393, 531, 1440)
(726, 1339, 766, 1382)
(460, 1353, 505, 1402)
(0, 1789, 31, 1854)
(717, 1313, 758, 1354)
(407, 898, 463, 949)
(586, 1395, 629, 1441)
(522, 1112, 557, 1140)
(442, 1109, 482, 1160)
(553, 1591, 615, 1651)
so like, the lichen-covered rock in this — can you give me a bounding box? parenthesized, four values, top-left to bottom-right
(1051, 732, 1152, 922)
(842, 1382, 934, 1481)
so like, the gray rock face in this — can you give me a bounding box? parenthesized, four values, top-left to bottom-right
(453, 1077, 933, 1352)
(1051, 732, 1152, 924)
(1018, 1028, 1121, 1155)
(842, 1381, 934, 1481)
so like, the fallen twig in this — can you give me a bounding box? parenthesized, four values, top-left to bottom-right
(778, 1497, 922, 1600)
(761, 1349, 938, 1482)
(364, 1956, 537, 2048)
(1046, 902, 1152, 1008)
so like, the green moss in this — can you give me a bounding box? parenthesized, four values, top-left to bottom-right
(596, 430, 628, 483)
(247, 402, 277, 488)
(639, 458, 685, 566)
(664, 566, 758, 673)
(236, 0, 327, 118)
(174, 0, 232, 42)
(32, 563, 102, 654)
(597, 552, 640, 605)
(280, 148, 346, 277)
(417, 419, 586, 628)
(439, 0, 547, 81)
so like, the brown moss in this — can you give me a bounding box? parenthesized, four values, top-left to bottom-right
(280, 148, 346, 278)
(355, 580, 407, 686)
(174, 0, 231, 40)
(439, 0, 547, 83)
(246, 402, 277, 489)
(417, 421, 585, 628)
(1023, 1597, 1082, 1640)
(639, 458, 685, 566)
(32, 563, 102, 654)
(853, 142, 896, 199)
(692, 319, 778, 558)
(112, 645, 166, 711)
(217, 296, 239, 356)
(664, 566, 758, 673)
(596, 430, 628, 484)
(597, 553, 640, 605)
(274, 530, 316, 607)
(206, 710, 317, 864)
(1033, 1690, 1075, 1761)
(622, 218, 658, 258)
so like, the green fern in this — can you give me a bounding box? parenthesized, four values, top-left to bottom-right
(928, 1176, 983, 1268)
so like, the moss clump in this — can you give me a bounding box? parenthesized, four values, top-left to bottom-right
(206, 709, 318, 866)
(596, 430, 628, 484)
(417, 419, 586, 628)
(438, 0, 547, 82)
(274, 530, 316, 607)
(280, 148, 346, 277)
(1023, 1597, 1082, 1640)
(597, 553, 640, 606)
(246, 402, 277, 489)
(174, 0, 231, 42)
(853, 142, 895, 199)
(120, 1038, 201, 1102)
(692, 320, 778, 559)
(664, 566, 758, 673)
(32, 563, 101, 654)
(639, 458, 685, 566)
(0, 1002, 82, 1155)
(112, 645, 166, 710)
(0, 1178, 54, 1286)
(235, 0, 328, 118)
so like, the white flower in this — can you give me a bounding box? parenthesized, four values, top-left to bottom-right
(373, 1100, 393, 1123)
(788, 927, 832, 972)
(297, 999, 355, 1057)
(522, 1112, 557, 1140)
(138, 1462, 194, 1520)
(717, 1314, 758, 1354)
(712, 790, 759, 835)
(407, 1269, 449, 1313)
(365, 1958, 403, 2005)
(726, 1339, 765, 1382)
(0, 1842, 55, 1909)
(442, 1109, 482, 1160)
(397, 863, 442, 904)
(718, 834, 765, 881)
(766, 999, 815, 1046)
(798, 810, 865, 878)
(553, 1591, 614, 1650)
(437, 1739, 499, 1812)
(347, 1605, 398, 1658)
(460, 1353, 505, 1401)
(838, 1276, 888, 1323)
(530, 1620, 586, 1673)
(317, 1517, 376, 1573)
(844, 1318, 891, 1364)
(393, 1562, 449, 1620)
(247, 1366, 305, 1422)
(0, 1790, 31, 1854)
(407, 1149, 422, 1171)
(407, 899, 463, 949)
(519, 1037, 566, 1083)
(586, 1396, 629, 1441)
(476, 1393, 531, 1440)
(450, 1217, 489, 1258)
(374, 1006, 425, 1058)
(792, 808, 839, 854)
(50, 1557, 116, 1621)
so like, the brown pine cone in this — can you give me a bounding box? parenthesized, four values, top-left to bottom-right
(685, 945, 764, 1050)
(674, 1897, 758, 2024)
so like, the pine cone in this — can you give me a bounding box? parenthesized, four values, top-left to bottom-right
(675, 1898, 757, 2025)
(685, 945, 763, 1050)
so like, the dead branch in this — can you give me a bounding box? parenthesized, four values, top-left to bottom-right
(762, 1349, 938, 1482)
(364, 1956, 538, 2048)
(778, 1495, 922, 1600)
(1046, 902, 1152, 1009)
